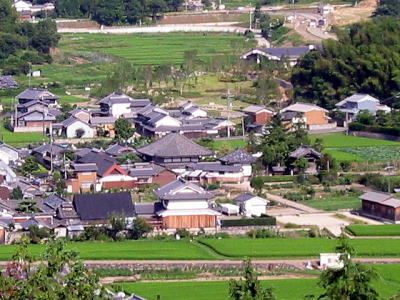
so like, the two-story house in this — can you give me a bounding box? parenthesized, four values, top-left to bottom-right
(153, 178, 220, 230)
(335, 93, 391, 123)
(98, 92, 151, 118)
(280, 102, 336, 131)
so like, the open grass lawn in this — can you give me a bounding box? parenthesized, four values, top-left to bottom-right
(347, 224, 400, 236)
(322, 149, 364, 162)
(0, 240, 215, 261)
(199, 238, 400, 258)
(60, 33, 255, 66)
(118, 264, 400, 300)
(299, 194, 361, 211)
(0, 121, 48, 147)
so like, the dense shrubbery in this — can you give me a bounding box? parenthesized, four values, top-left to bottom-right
(220, 217, 276, 227)
(262, 175, 295, 182)
(292, 17, 400, 109)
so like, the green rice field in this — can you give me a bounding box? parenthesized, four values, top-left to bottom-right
(299, 194, 361, 211)
(60, 33, 255, 66)
(0, 121, 48, 147)
(117, 264, 400, 300)
(346, 224, 400, 236)
(199, 238, 400, 258)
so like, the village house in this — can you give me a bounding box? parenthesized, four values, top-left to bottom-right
(241, 45, 317, 66)
(288, 145, 322, 175)
(32, 143, 65, 170)
(360, 191, 400, 223)
(280, 102, 336, 131)
(243, 105, 274, 134)
(0, 142, 20, 166)
(99, 92, 151, 118)
(153, 178, 220, 230)
(335, 93, 391, 123)
(89, 116, 117, 137)
(66, 163, 99, 193)
(128, 163, 177, 187)
(59, 117, 95, 139)
(74, 150, 137, 190)
(16, 88, 59, 107)
(73, 192, 135, 226)
(136, 132, 213, 172)
(69, 108, 91, 123)
(105, 143, 135, 158)
(235, 193, 270, 217)
(180, 101, 208, 118)
(219, 148, 256, 179)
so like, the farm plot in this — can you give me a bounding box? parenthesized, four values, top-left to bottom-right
(199, 238, 400, 258)
(346, 224, 400, 236)
(310, 134, 400, 148)
(60, 33, 255, 66)
(338, 146, 400, 162)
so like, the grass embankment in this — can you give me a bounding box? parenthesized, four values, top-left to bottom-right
(116, 264, 400, 300)
(310, 133, 400, 162)
(346, 224, 400, 236)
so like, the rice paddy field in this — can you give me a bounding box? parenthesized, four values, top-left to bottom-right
(59, 33, 255, 66)
(199, 238, 400, 258)
(310, 133, 400, 162)
(299, 193, 361, 211)
(346, 224, 400, 236)
(117, 264, 400, 300)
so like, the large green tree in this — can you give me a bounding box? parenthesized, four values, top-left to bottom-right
(114, 118, 135, 144)
(292, 17, 400, 109)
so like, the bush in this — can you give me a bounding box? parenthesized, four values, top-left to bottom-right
(220, 217, 276, 227)
(262, 175, 295, 182)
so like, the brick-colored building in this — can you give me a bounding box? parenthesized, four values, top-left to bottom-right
(360, 191, 400, 223)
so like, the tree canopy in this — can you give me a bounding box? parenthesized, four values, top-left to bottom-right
(291, 17, 400, 109)
(374, 0, 400, 17)
(0, 0, 59, 75)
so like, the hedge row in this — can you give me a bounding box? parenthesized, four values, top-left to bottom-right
(261, 175, 295, 182)
(349, 123, 400, 136)
(221, 217, 276, 227)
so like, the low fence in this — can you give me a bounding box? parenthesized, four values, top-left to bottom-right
(349, 130, 400, 142)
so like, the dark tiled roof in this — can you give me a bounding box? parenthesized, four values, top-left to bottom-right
(73, 192, 134, 220)
(129, 163, 166, 177)
(43, 194, 67, 210)
(99, 92, 134, 105)
(105, 144, 135, 157)
(76, 151, 116, 177)
(33, 143, 65, 156)
(72, 163, 98, 172)
(134, 202, 163, 215)
(235, 193, 257, 203)
(137, 133, 213, 158)
(360, 191, 400, 208)
(17, 88, 59, 101)
(219, 148, 257, 165)
(20, 217, 52, 230)
(289, 145, 322, 159)
(0, 75, 18, 89)
(62, 116, 91, 127)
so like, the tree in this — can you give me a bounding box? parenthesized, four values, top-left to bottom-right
(294, 158, 309, 174)
(250, 176, 264, 194)
(229, 258, 276, 300)
(20, 156, 40, 175)
(114, 118, 135, 144)
(11, 187, 23, 200)
(131, 217, 153, 239)
(0, 238, 107, 299)
(146, 0, 167, 20)
(356, 110, 375, 125)
(109, 214, 127, 240)
(76, 128, 85, 138)
(28, 225, 50, 244)
(374, 0, 400, 17)
(318, 236, 379, 300)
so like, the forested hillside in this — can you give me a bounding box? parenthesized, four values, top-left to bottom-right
(291, 17, 400, 109)
(0, 0, 59, 75)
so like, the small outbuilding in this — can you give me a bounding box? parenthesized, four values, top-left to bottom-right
(360, 191, 400, 223)
(235, 193, 269, 217)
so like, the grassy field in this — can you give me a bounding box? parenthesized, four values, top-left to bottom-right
(310, 134, 400, 148)
(299, 194, 361, 211)
(346, 224, 400, 236)
(322, 149, 365, 162)
(60, 33, 255, 66)
(0, 121, 48, 147)
(0, 240, 215, 261)
(211, 139, 248, 151)
(199, 238, 400, 258)
(117, 264, 400, 300)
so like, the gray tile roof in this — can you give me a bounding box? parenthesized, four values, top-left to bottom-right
(73, 192, 134, 220)
(219, 148, 257, 165)
(0, 75, 18, 89)
(62, 116, 91, 128)
(289, 145, 322, 159)
(72, 163, 98, 172)
(187, 162, 242, 172)
(17, 88, 59, 101)
(129, 163, 166, 177)
(99, 92, 133, 105)
(105, 144, 135, 157)
(90, 116, 117, 125)
(154, 178, 213, 200)
(76, 151, 117, 177)
(137, 133, 213, 158)
(235, 193, 257, 203)
(18, 110, 56, 122)
(33, 143, 65, 156)
(134, 202, 163, 215)
(360, 191, 400, 208)
(43, 194, 68, 210)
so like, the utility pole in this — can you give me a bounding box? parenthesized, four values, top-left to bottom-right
(242, 116, 245, 141)
(249, 5, 252, 30)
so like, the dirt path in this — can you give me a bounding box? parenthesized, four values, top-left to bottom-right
(100, 273, 317, 284)
(265, 192, 321, 213)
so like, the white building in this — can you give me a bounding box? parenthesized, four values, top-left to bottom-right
(0, 143, 20, 165)
(12, 0, 32, 12)
(235, 193, 269, 217)
(62, 117, 95, 139)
